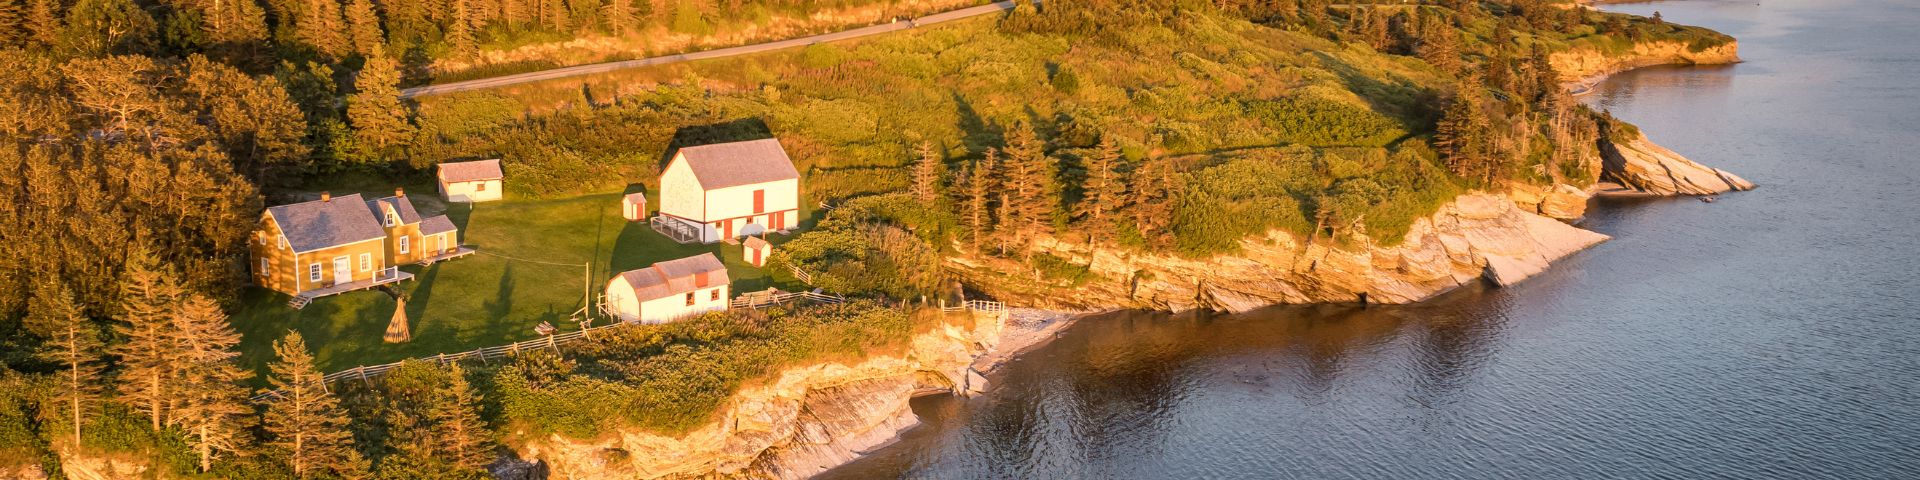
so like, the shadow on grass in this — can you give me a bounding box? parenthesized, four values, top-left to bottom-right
(485, 262, 517, 320)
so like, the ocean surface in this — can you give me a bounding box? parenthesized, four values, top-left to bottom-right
(821, 1, 1920, 478)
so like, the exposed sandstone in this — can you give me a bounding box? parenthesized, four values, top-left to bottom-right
(1508, 182, 1595, 220)
(960, 193, 1611, 314)
(1552, 40, 1741, 85)
(1600, 131, 1756, 195)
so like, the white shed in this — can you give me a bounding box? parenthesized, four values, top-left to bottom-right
(743, 236, 771, 267)
(655, 139, 800, 243)
(622, 192, 647, 222)
(603, 253, 730, 324)
(436, 159, 504, 203)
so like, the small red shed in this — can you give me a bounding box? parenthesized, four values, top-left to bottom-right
(743, 236, 771, 267)
(622, 192, 647, 222)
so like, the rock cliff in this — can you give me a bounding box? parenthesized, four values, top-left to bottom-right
(1552, 40, 1741, 84)
(955, 193, 1611, 314)
(514, 310, 1010, 480)
(1599, 131, 1757, 195)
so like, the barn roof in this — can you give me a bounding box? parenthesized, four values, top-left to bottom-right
(267, 194, 386, 253)
(419, 215, 458, 235)
(365, 195, 423, 225)
(673, 139, 799, 190)
(437, 159, 504, 183)
(615, 253, 729, 300)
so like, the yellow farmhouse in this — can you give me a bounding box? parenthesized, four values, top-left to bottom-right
(653, 139, 800, 244)
(603, 253, 731, 324)
(250, 190, 472, 308)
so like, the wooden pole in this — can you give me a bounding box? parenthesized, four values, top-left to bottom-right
(357, 367, 370, 388)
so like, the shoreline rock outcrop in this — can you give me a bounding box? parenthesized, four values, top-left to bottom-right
(1599, 131, 1757, 195)
(1553, 40, 1742, 85)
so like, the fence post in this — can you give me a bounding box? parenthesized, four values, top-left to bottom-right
(548, 334, 560, 354)
(511, 342, 521, 357)
(357, 366, 370, 388)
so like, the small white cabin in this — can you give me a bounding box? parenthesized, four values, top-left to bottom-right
(656, 139, 800, 243)
(603, 253, 730, 324)
(436, 159, 504, 203)
(743, 236, 770, 267)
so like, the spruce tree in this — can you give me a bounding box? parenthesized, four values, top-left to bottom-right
(910, 141, 943, 206)
(1073, 136, 1126, 243)
(434, 363, 492, 470)
(1127, 155, 1182, 241)
(300, 0, 348, 57)
(1434, 91, 1496, 185)
(602, 0, 633, 35)
(998, 122, 1058, 245)
(31, 280, 104, 452)
(347, 54, 415, 152)
(447, 0, 477, 61)
(1418, 18, 1462, 76)
(112, 252, 182, 431)
(264, 331, 368, 479)
(960, 152, 997, 254)
(169, 294, 254, 473)
(0, 0, 23, 47)
(344, 0, 384, 57)
(26, 0, 59, 46)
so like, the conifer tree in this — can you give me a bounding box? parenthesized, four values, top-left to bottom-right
(447, 0, 477, 61)
(26, 0, 59, 46)
(206, 0, 270, 46)
(264, 331, 368, 479)
(602, 0, 633, 34)
(1127, 155, 1182, 241)
(910, 141, 943, 206)
(30, 280, 104, 452)
(960, 152, 997, 254)
(58, 0, 156, 57)
(1418, 19, 1462, 75)
(1073, 136, 1126, 243)
(168, 293, 253, 473)
(112, 252, 182, 431)
(299, 0, 348, 57)
(0, 0, 24, 47)
(998, 122, 1058, 245)
(347, 54, 415, 152)
(344, 0, 384, 57)
(1434, 90, 1496, 185)
(433, 363, 492, 470)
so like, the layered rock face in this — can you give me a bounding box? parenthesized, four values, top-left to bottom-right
(972, 193, 1611, 314)
(1552, 40, 1741, 83)
(515, 312, 1005, 480)
(1600, 131, 1757, 195)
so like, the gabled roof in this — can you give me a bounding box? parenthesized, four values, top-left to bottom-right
(672, 139, 800, 190)
(614, 253, 729, 300)
(266, 194, 386, 253)
(364, 196, 423, 226)
(419, 215, 458, 236)
(437, 159, 504, 183)
(743, 236, 770, 250)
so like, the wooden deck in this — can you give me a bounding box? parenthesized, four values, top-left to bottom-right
(289, 267, 413, 309)
(418, 246, 477, 265)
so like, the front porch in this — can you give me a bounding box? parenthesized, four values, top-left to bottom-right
(290, 267, 413, 309)
(418, 246, 477, 265)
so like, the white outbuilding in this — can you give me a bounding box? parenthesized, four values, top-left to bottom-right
(436, 159, 504, 203)
(602, 253, 730, 324)
(654, 139, 800, 243)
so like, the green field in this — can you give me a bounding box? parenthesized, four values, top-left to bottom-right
(230, 188, 812, 376)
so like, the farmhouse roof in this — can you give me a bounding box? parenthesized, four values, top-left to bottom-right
(437, 159, 504, 183)
(419, 215, 458, 235)
(673, 139, 799, 189)
(365, 195, 423, 225)
(267, 193, 386, 253)
(616, 253, 729, 300)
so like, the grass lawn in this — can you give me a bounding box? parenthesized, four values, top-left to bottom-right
(231, 187, 815, 377)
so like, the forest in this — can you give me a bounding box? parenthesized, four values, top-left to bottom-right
(0, 0, 1729, 477)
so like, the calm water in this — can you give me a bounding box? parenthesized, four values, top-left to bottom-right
(823, 1, 1920, 478)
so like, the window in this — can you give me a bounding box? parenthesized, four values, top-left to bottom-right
(398, 236, 410, 254)
(476, 182, 487, 192)
(279, 236, 287, 250)
(710, 289, 721, 302)
(309, 263, 322, 282)
(260, 258, 269, 277)
(360, 253, 372, 272)
(684, 292, 696, 306)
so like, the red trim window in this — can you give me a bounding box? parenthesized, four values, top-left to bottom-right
(710, 289, 720, 302)
(685, 292, 696, 306)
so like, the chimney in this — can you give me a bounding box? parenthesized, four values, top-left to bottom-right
(395, 187, 405, 197)
(321, 191, 331, 202)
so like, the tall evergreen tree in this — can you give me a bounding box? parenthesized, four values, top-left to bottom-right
(299, 0, 348, 57)
(433, 363, 492, 470)
(347, 54, 414, 152)
(1434, 90, 1496, 185)
(168, 294, 253, 473)
(344, 0, 384, 57)
(446, 0, 476, 60)
(997, 122, 1058, 245)
(0, 0, 24, 47)
(263, 331, 368, 479)
(26, 0, 59, 46)
(1126, 155, 1182, 241)
(910, 141, 943, 206)
(1417, 15, 1462, 75)
(602, 0, 633, 34)
(30, 280, 104, 452)
(960, 152, 997, 254)
(112, 252, 182, 431)
(58, 0, 156, 57)
(1073, 136, 1126, 243)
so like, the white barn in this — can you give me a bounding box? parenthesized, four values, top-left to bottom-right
(436, 159, 504, 203)
(655, 139, 800, 243)
(603, 253, 730, 324)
